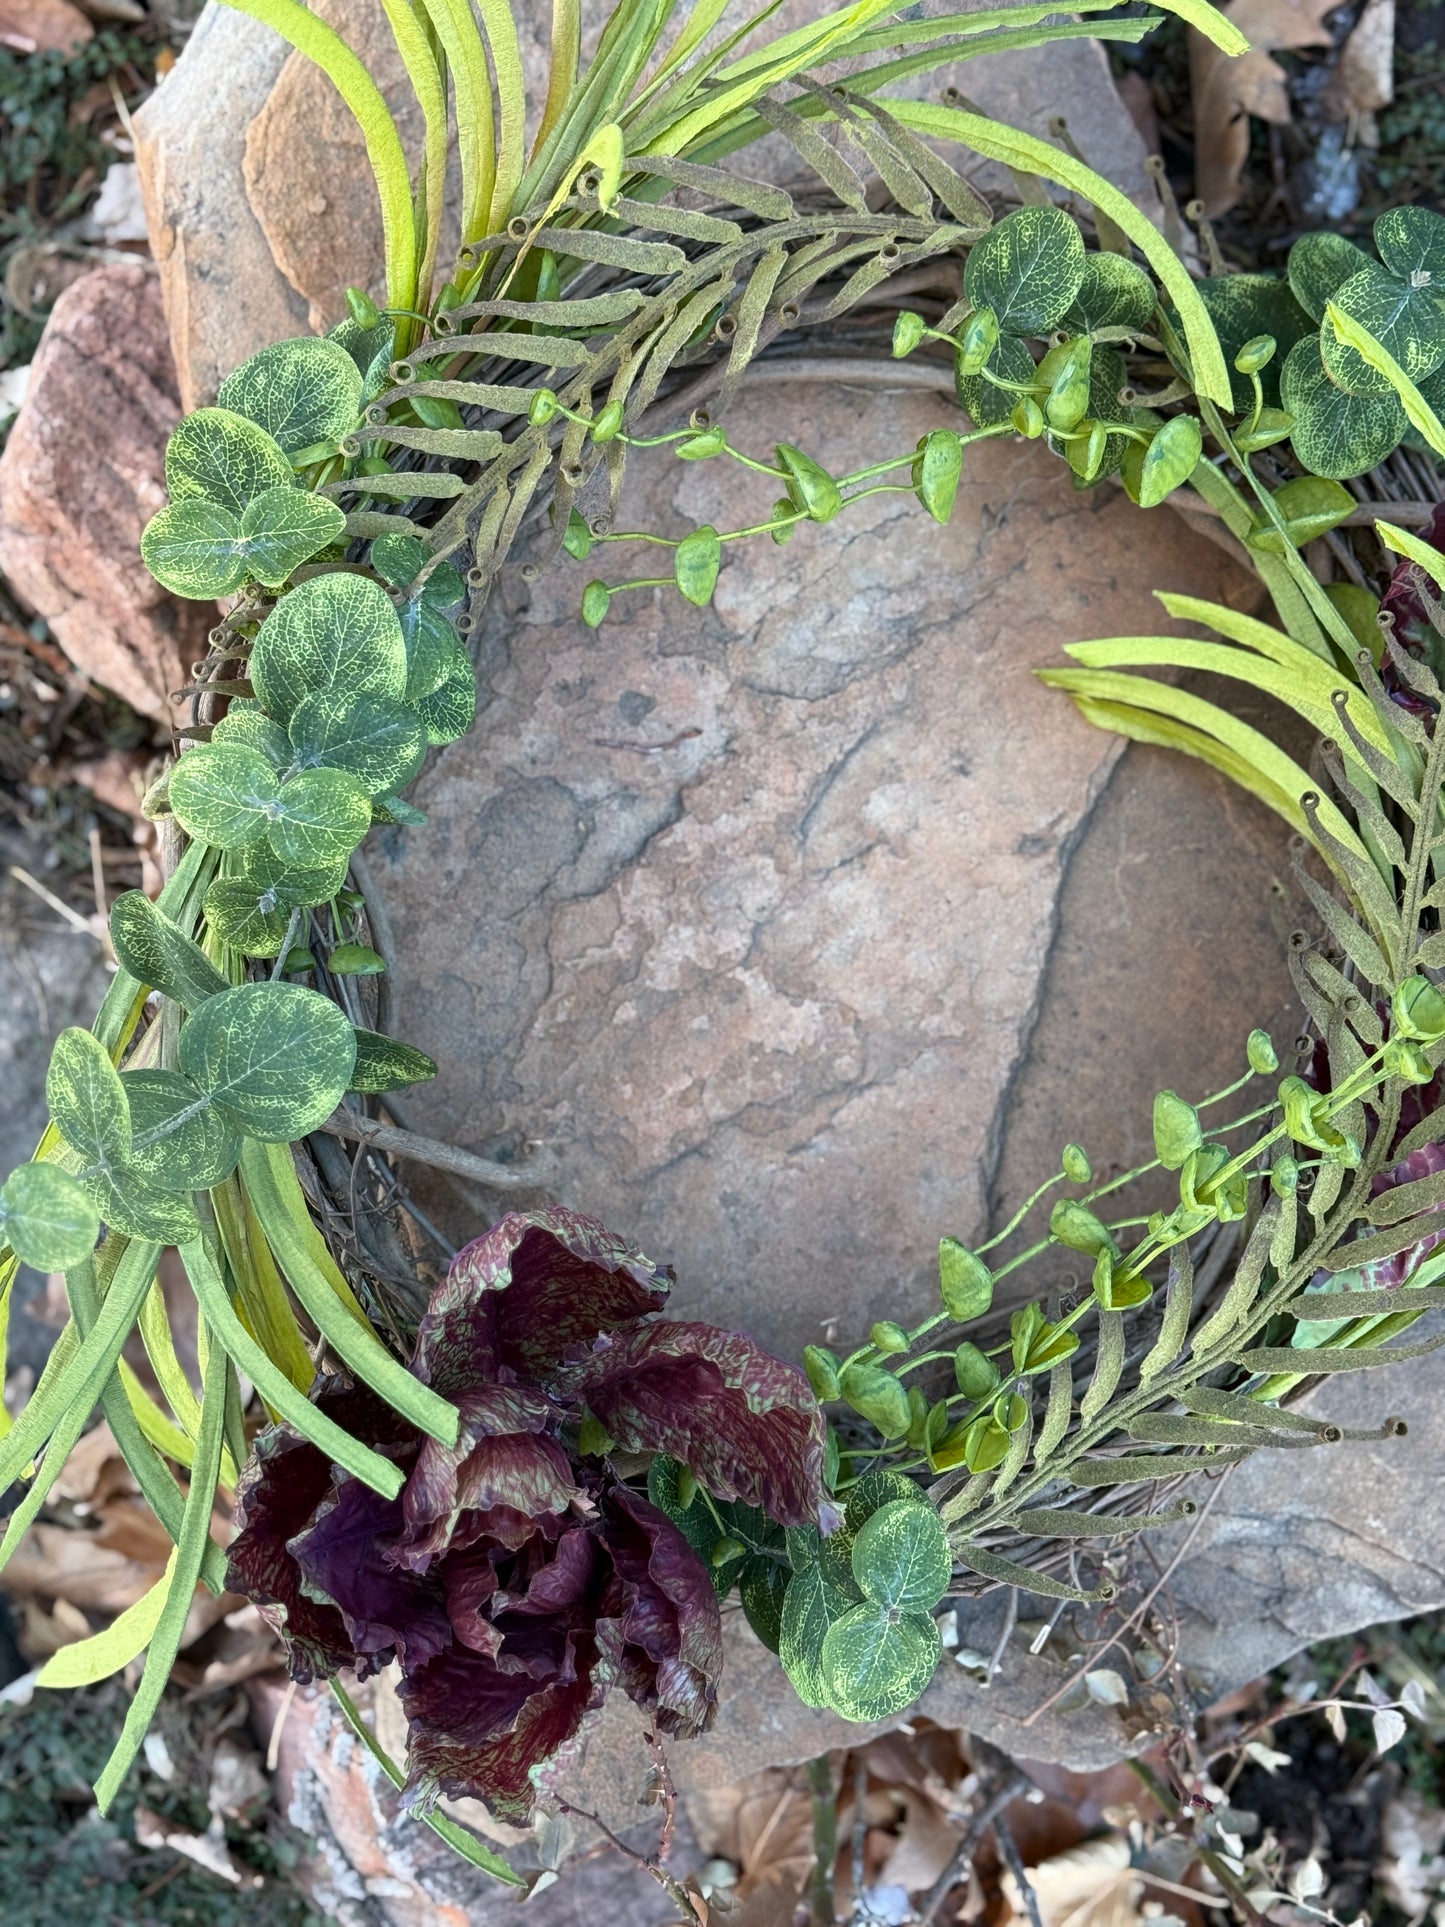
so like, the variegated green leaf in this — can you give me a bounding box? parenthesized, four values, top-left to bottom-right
(1320, 264, 1445, 399)
(178, 982, 356, 1141)
(819, 1602, 940, 1721)
(348, 1028, 438, 1092)
(250, 571, 407, 724)
(168, 743, 278, 851)
(414, 645, 476, 745)
(964, 204, 1085, 336)
(1288, 231, 1374, 324)
(47, 1028, 130, 1164)
(1280, 334, 1405, 479)
(108, 891, 229, 1008)
(1064, 251, 1156, 336)
(120, 1069, 243, 1192)
(217, 335, 364, 453)
(288, 689, 426, 795)
(165, 406, 294, 513)
(140, 500, 247, 599)
(239, 486, 346, 587)
(203, 878, 293, 959)
(778, 1560, 856, 1709)
(850, 1497, 951, 1611)
(211, 705, 292, 767)
(0, 1162, 99, 1271)
(269, 767, 372, 870)
(82, 1164, 202, 1244)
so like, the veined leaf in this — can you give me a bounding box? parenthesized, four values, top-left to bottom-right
(38, 1551, 177, 1688)
(218, 336, 363, 453)
(1377, 520, 1445, 592)
(348, 1029, 438, 1091)
(109, 891, 230, 1008)
(250, 571, 407, 724)
(1320, 265, 1445, 400)
(168, 743, 278, 851)
(269, 767, 373, 871)
(178, 983, 357, 1141)
(820, 1603, 940, 1721)
(121, 1069, 242, 1192)
(48, 1029, 130, 1165)
(165, 407, 293, 514)
(0, 1164, 99, 1272)
(851, 1498, 951, 1611)
(1280, 333, 1406, 479)
(288, 689, 426, 796)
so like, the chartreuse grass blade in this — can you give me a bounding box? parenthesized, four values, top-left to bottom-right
(135, 1279, 241, 1485)
(535, 0, 582, 156)
(216, 1, 417, 311)
(118, 1360, 197, 1468)
(378, 0, 447, 308)
(1378, 521, 1445, 594)
(331, 1680, 526, 1886)
(95, 1333, 228, 1814)
(38, 1549, 177, 1689)
(180, 1235, 404, 1499)
(475, 0, 527, 228)
(212, 1173, 316, 1400)
(241, 1140, 459, 1447)
(417, 0, 496, 246)
(879, 101, 1235, 411)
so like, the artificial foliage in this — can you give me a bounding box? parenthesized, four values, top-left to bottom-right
(0, 0, 1443, 1887)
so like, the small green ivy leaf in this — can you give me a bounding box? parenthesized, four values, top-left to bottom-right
(328, 942, 385, 976)
(1063, 252, 1156, 336)
(239, 840, 349, 908)
(211, 705, 292, 768)
(120, 1068, 242, 1191)
(1320, 264, 1445, 398)
(140, 500, 247, 599)
(329, 313, 394, 382)
(739, 1557, 790, 1654)
(109, 891, 229, 1008)
(964, 204, 1085, 337)
(819, 1602, 941, 1722)
(347, 1028, 438, 1092)
(955, 331, 1035, 430)
(843, 1470, 925, 1535)
(1136, 415, 1202, 508)
(250, 573, 407, 726)
(82, 1164, 201, 1244)
(169, 743, 278, 851)
(1374, 205, 1445, 286)
(1280, 334, 1406, 479)
(165, 407, 294, 514)
(414, 647, 476, 745)
(778, 1561, 857, 1709)
(269, 767, 372, 870)
(47, 1028, 130, 1164)
(1190, 274, 1314, 412)
(288, 689, 426, 796)
(1287, 232, 1375, 325)
(674, 525, 722, 607)
(203, 878, 293, 958)
(217, 335, 364, 454)
(850, 1498, 951, 1611)
(0, 1162, 99, 1270)
(238, 486, 346, 588)
(177, 982, 357, 1140)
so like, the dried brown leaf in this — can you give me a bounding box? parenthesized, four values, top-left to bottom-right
(1325, 0, 1395, 117)
(0, 0, 93, 53)
(1189, 0, 1339, 214)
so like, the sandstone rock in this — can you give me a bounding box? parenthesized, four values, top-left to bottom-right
(0, 262, 207, 718)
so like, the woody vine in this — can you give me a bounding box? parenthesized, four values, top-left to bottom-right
(1, 0, 1444, 1886)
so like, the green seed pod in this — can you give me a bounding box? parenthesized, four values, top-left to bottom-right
(1393, 974, 1445, 1041)
(281, 947, 316, 974)
(562, 508, 593, 561)
(1011, 394, 1045, 438)
(912, 429, 965, 524)
(839, 1361, 911, 1439)
(930, 1418, 972, 1472)
(674, 525, 722, 608)
(328, 943, 385, 977)
(962, 1412, 1011, 1474)
(993, 1391, 1028, 1433)
(590, 398, 625, 444)
(906, 1385, 931, 1451)
(1061, 1142, 1092, 1184)
(1233, 334, 1277, 374)
(870, 1319, 909, 1355)
(1078, 418, 1109, 484)
(1152, 1089, 1203, 1171)
(769, 499, 796, 545)
(803, 1344, 842, 1401)
(1270, 1152, 1299, 1196)
(1233, 406, 1294, 453)
(712, 1536, 747, 1568)
(939, 1237, 993, 1322)
(953, 1340, 1000, 1401)
(956, 306, 1000, 377)
(1012, 1301, 1080, 1375)
(346, 286, 381, 329)
(1385, 1037, 1434, 1084)
(529, 387, 560, 425)
(678, 425, 727, 460)
(776, 444, 844, 523)
(677, 1465, 698, 1509)
(577, 1410, 614, 1457)
(1049, 1198, 1120, 1258)
(892, 310, 927, 358)
(1041, 336, 1092, 432)
(1137, 415, 1203, 509)
(580, 580, 611, 628)
(1247, 1028, 1278, 1075)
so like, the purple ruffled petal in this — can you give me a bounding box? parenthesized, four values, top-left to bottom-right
(601, 1486, 721, 1738)
(289, 1473, 452, 1673)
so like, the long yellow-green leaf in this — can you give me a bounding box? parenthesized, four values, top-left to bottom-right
(1041, 667, 1375, 869)
(133, 1283, 240, 1484)
(212, 1175, 315, 1398)
(642, 0, 730, 92)
(0, 1274, 10, 1445)
(1326, 301, 1445, 460)
(379, 0, 447, 309)
(1061, 635, 1391, 756)
(38, 1550, 177, 1689)
(1182, 454, 1334, 663)
(217, 0, 416, 312)
(95, 1336, 227, 1814)
(418, 0, 496, 246)
(1377, 520, 1445, 594)
(1152, 592, 1333, 673)
(883, 101, 1234, 408)
(1060, 691, 1309, 831)
(476, 0, 527, 227)
(534, 0, 581, 156)
(118, 1360, 196, 1470)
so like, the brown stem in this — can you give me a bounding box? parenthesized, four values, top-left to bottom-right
(554, 1802, 698, 1921)
(319, 1106, 554, 1192)
(918, 1769, 1029, 1927)
(807, 1754, 838, 1927)
(994, 1810, 1045, 1927)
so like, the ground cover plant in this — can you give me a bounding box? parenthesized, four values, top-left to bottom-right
(0, 0, 1443, 1895)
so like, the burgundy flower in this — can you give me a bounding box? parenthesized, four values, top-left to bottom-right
(227, 1206, 827, 1818)
(1381, 503, 1445, 713)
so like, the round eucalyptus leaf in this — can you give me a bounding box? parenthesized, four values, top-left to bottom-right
(1281, 334, 1406, 479)
(399, 596, 462, 703)
(414, 649, 476, 745)
(843, 1470, 924, 1534)
(1320, 264, 1445, 398)
(211, 706, 293, 769)
(1190, 274, 1314, 412)
(250, 572, 407, 725)
(109, 891, 228, 1008)
(0, 1162, 99, 1271)
(120, 1068, 242, 1191)
(288, 689, 426, 796)
(348, 1028, 438, 1092)
(778, 1561, 857, 1709)
(238, 840, 349, 908)
(202, 877, 294, 958)
(169, 742, 278, 851)
(1137, 415, 1202, 509)
(82, 1163, 202, 1243)
(371, 533, 466, 609)
(850, 1497, 951, 1611)
(47, 1027, 130, 1164)
(218, 335, 364, 453)
(140, 499, 245, 600)
(1374, 205, 1445, 286)
(739, 1557, 790, 1654)
(819, 1603, 941, 1722)
(963, 205, 1085, 337)
(1246, 475, 1358, 553)
(269, 767, 372, 870)
(177, 982, 357, 1140)
(239, 486, 347, 589)
(955, 332, 1035, 430)
(165, 406, 293, 514)
(1288, 232, 1375, 325)
(1063, 252, 1156, 337)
